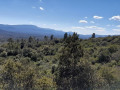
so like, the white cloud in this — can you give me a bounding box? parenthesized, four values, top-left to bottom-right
(43, 24, 46, 26)
(106, 25, 110, 27)
(79, 20, 88, 23)
(113, 29, 120, 32)
(96, 30, 105, 32)
(72, 27, 85, 30)
(85, 17, 88, 19)
(109, 15, 120, 21)
(70, 26, 106, 35)
(90, 21, 95, 24)
(93, 16, 103, 19)
(86, 26, 105, 30)
(40, 7, 44, 10)
(53, 24, 57, 26)
(116, 25, 120, 27)
(32, 6, 36, 9)
(29, 21, 33, 24)
(72, 26, 105, 32)
(40, 0, 42, 2)
(86, 26, 98, 29)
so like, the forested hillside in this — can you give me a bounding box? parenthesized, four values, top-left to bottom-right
(0, 33, 120, 90)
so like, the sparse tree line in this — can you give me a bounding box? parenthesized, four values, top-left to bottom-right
(0, 33, 120, 90)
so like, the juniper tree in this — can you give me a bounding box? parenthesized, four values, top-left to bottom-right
(50, 35, 54, 40)
(56, 32, 84, 89)
(63, 32, 68, 41)
(92, 33, 95, 38)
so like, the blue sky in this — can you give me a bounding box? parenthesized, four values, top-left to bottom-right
(0, 0, 120, 35)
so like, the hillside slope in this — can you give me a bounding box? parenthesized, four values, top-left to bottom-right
(0, 24, 107, 39)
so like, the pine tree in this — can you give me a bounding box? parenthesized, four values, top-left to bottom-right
(28, 36, 33, 43)
(44, 35, 48, 41)
(7, 38, 14, 49)
(92, 33, 95, 38)
(63, 33, 68, 41)
(50, 35, 54, 40)
(56, 32, 84, 89)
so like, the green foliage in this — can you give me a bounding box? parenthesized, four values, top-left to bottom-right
(56, 33, 90, 90)
(0, 51, 7, 57)
(98, 50, 111, 63)
(108, 45, 118, 53)
(0, 34, 120, 89)
(0, 59, 35, 90)
(91, 33, 95, 38)
(50, 35, 54, 40)
(44, 35, 48, 41)
(36, 76, 56, 89)
(63, 32, 68, 40)
(98, 66, 119, 85)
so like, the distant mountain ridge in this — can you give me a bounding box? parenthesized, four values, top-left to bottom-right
(0, 24, 65, 37)
(0, 24, 107, 39)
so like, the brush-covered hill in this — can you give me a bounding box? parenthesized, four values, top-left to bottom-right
(0, 33, 120, 89)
